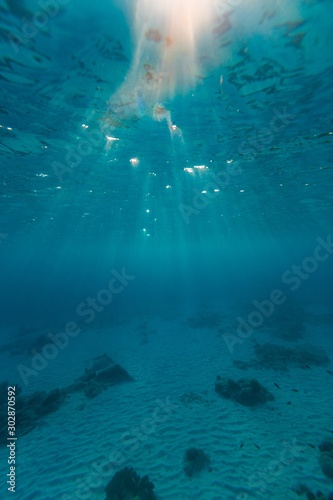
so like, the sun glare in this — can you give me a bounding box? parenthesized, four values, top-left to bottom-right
(133, 0, 214, 93)
(103, 0, 218, 142)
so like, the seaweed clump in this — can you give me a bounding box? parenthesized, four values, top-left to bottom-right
(105, 467, 156, 500)
(255, 342, 329, 370)
(234, 342, 330, 372)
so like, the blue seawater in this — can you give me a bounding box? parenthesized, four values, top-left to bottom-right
(0, 1, 333, 499)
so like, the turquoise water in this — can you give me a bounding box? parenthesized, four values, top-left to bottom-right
(1, 0, 333, 499)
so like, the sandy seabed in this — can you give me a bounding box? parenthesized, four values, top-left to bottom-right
(0, 305, 332, 500)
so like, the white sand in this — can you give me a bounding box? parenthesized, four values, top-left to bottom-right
(0, 307, 332, 500)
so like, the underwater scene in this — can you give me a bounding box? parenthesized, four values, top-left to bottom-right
(0, 0, 333, 498)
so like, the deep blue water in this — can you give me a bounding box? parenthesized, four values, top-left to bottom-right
(1, 0, 333, 499)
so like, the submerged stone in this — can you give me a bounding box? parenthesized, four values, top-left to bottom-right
(215, 376, 274, 406)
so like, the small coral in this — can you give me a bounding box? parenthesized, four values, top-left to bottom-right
(105, 467, 156, 500)
(183, 447, 211, 477)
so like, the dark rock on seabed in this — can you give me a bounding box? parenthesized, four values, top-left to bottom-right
(215, 376, 274, 406)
